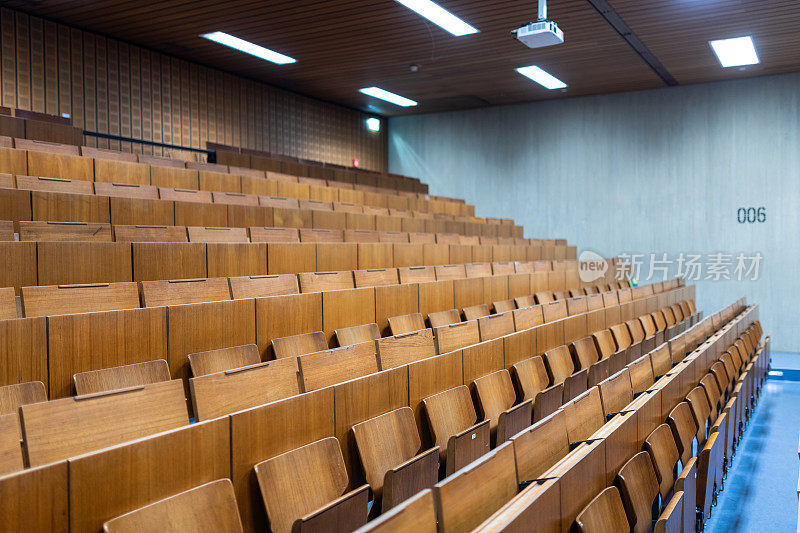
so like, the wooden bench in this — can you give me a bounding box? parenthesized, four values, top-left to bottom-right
(615, 451, 659, 533)
(73, 359, 171, 395)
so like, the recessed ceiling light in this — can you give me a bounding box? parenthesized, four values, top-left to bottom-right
(709, 36, 759, 68)
(359, 87, 418, 107)
(366, 117, 381, 132)
(200, 31, 296, 65)
(395, 0, 479, 36)
(515, 65, 567, 90)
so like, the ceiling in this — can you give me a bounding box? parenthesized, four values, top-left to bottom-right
(7, 0, 800, 116)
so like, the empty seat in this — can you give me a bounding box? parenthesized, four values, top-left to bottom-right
(388, 312, 426, 336)
(463, 303, 491, 322)
(254, 437, 369, 533)
(298, 271, 354, 293)
(644, 424, 681, 501)
(375, 329, 437, 369)
(534, 292, 555, 304)
(434, 320, 480, 353)
(18, 221, 112, 241)
(423, 385, 490, 475)
(465, 263, 492, 278)
(188, 344, 261, 377)
(272, 331, 328, 359)
(73, 359, 171, 395)
(545, 345, 586, 402)
(297, 342, 378, 391)
(429, 309, 463, 328)
(378, 231, 409, 244)
(159, 187, 211, 203)
(344, 229, 379, 243)
(300, 228, 343, 243)
(21, 282, 141, 317)
(17, 174, 93, 194)
(492, 299, 516, 314)
(335, 323, 380, 347)
(351, 407, 439, 511)
(473, 369, 533, 445)
(477, 312, 515, 341)
(616, 451, 660, 533)
(512, 355, 561, 422)
(667, 402, 699, 466)
(94, 182, 159, 199)
(140, 278, 231, 307)
(574, 487, 629, 533)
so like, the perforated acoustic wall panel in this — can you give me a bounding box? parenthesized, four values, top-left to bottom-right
(0, 7, 387, 171)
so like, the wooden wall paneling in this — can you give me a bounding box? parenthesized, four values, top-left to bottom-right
(82, 32, 97, 138)
(130, 45, 141, 148)
(107, 38, 120, 150)
(0, 461, 68, 532)
(30, 16, 45, 113)
(0, 316, 48, 389)
(255, 292, 322, 359)
(95, 35, 108, 148)
(1, 9, 17, 108)
(118, 42, 131, 152)
(47, 307, 167, 398)
(180, 60, 191, 148)
(230, 389, 335, 532)
(68, 419, 229, 533)
(14, 11, 30, 111)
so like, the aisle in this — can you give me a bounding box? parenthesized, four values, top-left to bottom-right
(706, 352, 800, 533)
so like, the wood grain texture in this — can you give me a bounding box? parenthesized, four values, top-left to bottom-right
(37, 241, 131, 285)
(68, 418, 230, 533)
(22, 282, 140, 317)
(21, 379, 189, 466)
(434, 320, 480, 354)
(0, 460, 68, 532)
(102, 479, 243, 533)
(132, 242, 206, 281)
(114, 224, 187, 242)
(229, 274, 298, 299)
(298, 341, 379, 392)
(322, 287, 375, 344)
(353, 489, 436, 533)
(141, 277, 231, 307)
(0, 317, 48, 389)
(188, 344, 260, 377)
(256, 292, 322, 358)
(188, 226, 248, 243)
(18, 220, 112, 242)
(110, 197, 174, 226)
(73, 359, 170, 395)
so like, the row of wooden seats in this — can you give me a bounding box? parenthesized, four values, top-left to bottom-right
(449, 301, 762, 533)
(1, 219, 530, 247)
(574, 318, 766, 533)
(0, 139, 473, 218)
(0, 237, 564, 293)
(0, 108, 83, 147)
(0, 284, 692, 527)
(0, 282, 689, 478)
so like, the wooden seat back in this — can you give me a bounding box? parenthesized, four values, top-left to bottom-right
(626, 318, 646, 344)
(492, 299, 516, 314)
(650, 343, 672, 377)
(141, 278, 231, 307)
(73, 359, 171, 395)
(229, 274, 299, 299)
(512, 304, 544, 331)
(686, 386, 711, 445)
(298, 342, 378, 391)
(598, 368, 634, 418)
(299, 228, 342, 243)
(190, 357, 300, 420)
(22, 282, 141, 317)
(465, 263, 492, 278)
(434, 320, 480, 353)
(189, 344, 261, 377)
(667, 402, 698, 465)
(271, 331, 328, 359)
(463, 303, 490, 322)
(644, 424, 681, 500)
(700, 375, 722, 420)
(615, 451, 660, 533)
(639, 314, 657, 338)
(388, 312, 426, 335)
(254, 437, 367, 533)
(0, 412, 23, 475)
(511, 410, 570, 483)
(248, 227, 300, 243)
(17, 174, 93, 194)
(511, 355, 550, 401)
(562, 387, 604, 444)
(592, 329, 618, 359)
(398, 266, 435, 284)
(375, 329, 436, 369)
(571, 336, 600, 370)
(472, 369, 519, 437)
(433, 442, 518, 533)
(544, 345, 574, 386)
(0, 381, 47, 415)
(629, 354, 655, 395)
(610, 324, 632, 351)
(298, 271, 354, 293)
(534, 292, 554, 304)
(335, 323, 380, 347)
(354, 268, 399, 288)
(95, 182, 159, 199)
(542, 300, 568, 322)
(102, 479, 243, 533)
(20, 380, 189, 466)
(574, 486, 629, 533)
(429, 309, 462, 328)
(423, 386, 479, 459)
(514, 295, 535, 308)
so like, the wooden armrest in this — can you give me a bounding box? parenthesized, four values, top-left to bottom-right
(383, 447, 440, 511)
(534, 383, 563, 422)
(294, 484, 370, 533)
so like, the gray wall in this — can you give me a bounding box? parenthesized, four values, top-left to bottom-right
(389, 73, 800, 352)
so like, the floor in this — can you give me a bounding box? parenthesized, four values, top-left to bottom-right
(706, 352, 800, 533)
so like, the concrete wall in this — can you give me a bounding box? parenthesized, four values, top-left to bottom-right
(389, 73, 799, 351)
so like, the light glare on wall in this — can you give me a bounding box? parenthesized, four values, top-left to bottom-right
(359, 87, 418, 107)
(709, 36, 759, 68)
(366, 117, 381, 132)
(394, 0, 479, 36)
(515, 65, 567, 90)
(200, 31, 296, 65)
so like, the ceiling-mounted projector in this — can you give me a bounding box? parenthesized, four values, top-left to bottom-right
(512, 0, 564, 49)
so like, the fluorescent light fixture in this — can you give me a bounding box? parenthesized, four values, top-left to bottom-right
(515, 65, 567, 90)
(359, 87, 418, 107)
(395, 0, 478, 36)
(366, 117, 381, 132)
(709, 36, 759, 68)
(200, 31, 296, 65)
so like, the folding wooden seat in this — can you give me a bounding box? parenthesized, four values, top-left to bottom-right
(473, 369, 533, 445)
(434, 319, 480, 353)
(20, 379, 189, 466)
(378, 231, 409, 244)
(562, 387, 604, 446)
(574, 487, 630, 533)
(478, 311, 515, 341)
(354, 267, 399, 287)
(158, 188, 210, 205)
(670, 303, 685, 325)
(686, 386, 712, 447)
(644, 424, 681, 502)
(21, 282, 141, 317)
(141, 277, 231, 307)
(569, 288, 586, 298)
(491, 262, 515, 276)
(187, 226, 248, 243)
(435, 264, 467, 281)
(18, 220, 112, 242)
(610, 323, 634, 361)
(0, 382, 46, 465)
(423, 385, 490, 475)
(388, 312, 426, 336)
(211, 191, 257, 207)
(650, 343, 673, 378)
(492, 299, 516, 314)
(190, 357, 300, 420)
(570, 336, 608, 387)
(352, 489, 436, 533)
(351, 407, 439, 511)
(342, 229, 377, 243)
(298, 271, 354, 293)
(615, 451, 660, 533)
(375, 329, 436, 371)
(336, 323, 380, 347)
(545, 345, 586, 402)
(114, 225, 188, 242)
(511, 355, 561, 422)
(514, 294, 536, 308)
(429, 308, 463, 328)
(629, 355, 655, 397)
(465, 262, 492, 278)
(511, 304, 544, 332)
(254, 437, 369, 533)
(298, 342, 379, 391)
(398, 265, 435, 284)
(102, 479, 243, 531)
(272, 331, 328, 359)
(73, 359, 171, 395)
(433, 441, 518, 532)
(248, 227, 299, 243)
(598, 368, 634, 421)
(187, 344, 260, 377)
(667, 402, 699, 466)
(435, 233, 460, 245)
(534, 292, 555, 304)
(334, 202, 363, 214)
(700, 374, 722, 420)
(463, 303, 490, 322)
(16, 174, 93, 194)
